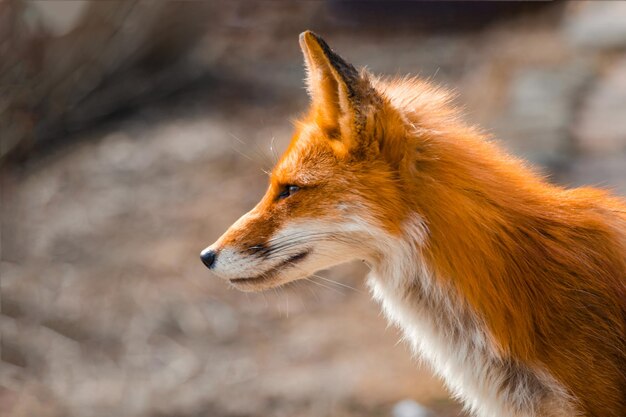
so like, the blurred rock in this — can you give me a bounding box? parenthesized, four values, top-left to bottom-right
(564, 2, 626, 50)
(393, 399, 433, 417)
(575, 56, 626, 154)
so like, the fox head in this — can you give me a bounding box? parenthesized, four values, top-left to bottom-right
(200, 31, 423, 291)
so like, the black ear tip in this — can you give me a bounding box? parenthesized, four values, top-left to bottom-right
(299, 30, 359, 87)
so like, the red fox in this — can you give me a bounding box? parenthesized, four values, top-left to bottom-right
(200, 31, 626, 417)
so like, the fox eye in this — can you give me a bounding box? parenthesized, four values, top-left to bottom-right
(277, 185, 300, 200)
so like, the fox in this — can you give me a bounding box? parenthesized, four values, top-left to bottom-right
(200, 31, 626, 417)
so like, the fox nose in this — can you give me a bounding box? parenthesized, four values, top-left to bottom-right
(200, 248, 217, 269)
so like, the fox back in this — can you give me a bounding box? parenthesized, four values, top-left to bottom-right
(201, 31, 626, 417)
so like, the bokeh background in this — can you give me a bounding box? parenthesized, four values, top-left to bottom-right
(2, 2, 626, 417)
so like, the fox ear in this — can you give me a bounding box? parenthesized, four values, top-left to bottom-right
(299, 31, 371, 145)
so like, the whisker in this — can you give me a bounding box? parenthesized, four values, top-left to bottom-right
(310, 274, 361, 293)
(246, 232, 328, 252)
(270, 137, 279, 163)
(262, 236, 359, 260)
(304, 276, 345, 295)
(258, 233, 361, 257)
(299, 278, 322, 303)
(251, 139, 276, 173)
(252, 236, 333, 257)
(284, 286, 290, 317)
(282, 260, 355, 296)
(263, 231, 335, 245)
(228, 132, 272, 175)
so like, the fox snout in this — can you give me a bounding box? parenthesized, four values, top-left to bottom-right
(199, 204, 380, 292)
(198, 206, 320, 291)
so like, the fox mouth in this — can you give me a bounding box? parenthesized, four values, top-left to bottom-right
(229, 250, 310, 284)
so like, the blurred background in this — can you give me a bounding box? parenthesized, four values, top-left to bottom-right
(1, 2, 626, 417)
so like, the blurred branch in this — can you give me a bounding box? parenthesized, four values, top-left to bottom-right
(0, 0, 216, 163)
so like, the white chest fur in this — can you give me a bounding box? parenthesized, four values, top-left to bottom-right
(367, 263, 574, 417)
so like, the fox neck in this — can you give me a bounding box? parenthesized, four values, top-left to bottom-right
(366, 212, 576, 417)
(365, 130, 581, 416)
(396, 128, 556, 360)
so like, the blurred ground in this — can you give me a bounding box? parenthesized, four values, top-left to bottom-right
(1, 2, 626, 417)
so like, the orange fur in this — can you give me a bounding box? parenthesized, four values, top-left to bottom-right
(204, 31, 626, 416)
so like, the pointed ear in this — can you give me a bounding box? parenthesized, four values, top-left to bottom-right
(299, 31, 369, 142)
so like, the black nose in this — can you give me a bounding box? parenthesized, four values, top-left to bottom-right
(200, 249, 217, 269)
